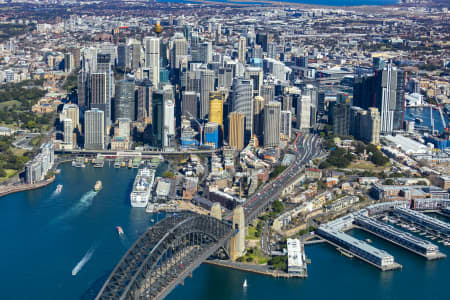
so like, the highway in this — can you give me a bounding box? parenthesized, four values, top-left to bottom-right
(226, 133, 325, 223)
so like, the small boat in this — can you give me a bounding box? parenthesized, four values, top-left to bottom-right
(94, 181, 102, 191)
(415, 118, 423, 123)
(55, 169, 61, 174)
(243, 279, 247, 288)
(56, 184, 63, 193)
(365, 239, 372, 243)
(116, 226, 124, 236)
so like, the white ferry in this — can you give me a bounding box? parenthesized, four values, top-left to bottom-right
(130, 168, 155, 208)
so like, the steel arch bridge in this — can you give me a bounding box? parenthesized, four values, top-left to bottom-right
(95, 212, 234, 300)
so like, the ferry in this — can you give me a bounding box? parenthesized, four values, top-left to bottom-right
(415, 117, 423, 124)
(116, 226, 124, 236)
(130, 168, 156, 208)
(56, 184, 63, 193)
(94, 180, 102, 191)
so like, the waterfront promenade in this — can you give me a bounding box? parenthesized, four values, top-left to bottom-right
(0, 176, 55, 198)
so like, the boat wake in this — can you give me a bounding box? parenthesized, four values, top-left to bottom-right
(52, 190, 98, 224)
(72, 244, 97, 276)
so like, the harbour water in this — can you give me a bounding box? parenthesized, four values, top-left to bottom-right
(405, 107, 449, 134)
(1, 164, 449, 300)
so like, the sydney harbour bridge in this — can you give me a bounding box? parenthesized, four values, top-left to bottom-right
(95, 213, 235, 300)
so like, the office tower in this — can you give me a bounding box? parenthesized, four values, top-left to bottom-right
(63, 118, 73, 145)
(209, 91, 223, 126)
(90, 72, 106, 111)
(64, 52, 74, 73)
(261, 84, 275, 104)
(128, 40, 141, 71)
(164, 99, 175, 147)
(171, 34, 187, 69)
(62, 104, 80, 130)
(210, 203, 222, 220)
(144, 37, 160, 87)
(184, 24, 192, 41)
(229, 112, 245, 150)
(317, 91, 325, 115)
(245, 67, 263, 95)
(117, 118, 131, 139)
(296, 95, 311, 130)
(136, 79, 153, 123)
(232, 78, 253, 143)
(238, 36, 246, 64)
(282, 94, 292, 111)
(218, 67, 233, 88)
(252, 45, 263, 59)
(264, 101, 281, 148)
(69, 47, 80, 69)
(310, 104, 317, 128)
(84, 109, 105, 150)
(267, 42, 276, 59)
(117, 44, 129, 69)
(200, 69, 215, 119)
(182, 91, 198, 119)
(114, 79, 135, 121)
(253, 96, 264, 144)
(96, 53, 112, 128)
(230, 206, 245, 261)
(199, 41, 212, 64)
(373, 57, 385, 71)
(280, 110, 292, 139)
(152, 90, 164, 148)
(333, 103, 350, 136)
(204, 122, 219, 149)
(77, 70, 89, 108)
(381, 63, 405, 133)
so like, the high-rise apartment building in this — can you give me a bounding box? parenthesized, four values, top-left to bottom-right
(296, 95, 311, 130)
(144, 37, 160, 87)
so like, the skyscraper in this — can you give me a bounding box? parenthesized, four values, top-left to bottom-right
(229, 112, 245, 150)
(333, 103, 351, 136)
(84, 109, 105, 150)
(261, 84, 275, 104)
(296, 95, 311, 130)
(114, 79, 135, 121)
(200, 69, 215, 119)
(245, 67, 263, 96)
(182, 91, 198, 119)
(77, 70, 89, 108)
(95, 53, 112, 128)
(144, 37, 160, 87)
(164, 99, 175, 147)
(152, 90, 164, 148)
(62, 104, 80, 130)
(232, 78, 253, 143)
(253, 95, 264, 144)
(136, 79, 153, 123)
(238, 36, 246, 64)
(264, 101, 281, 148)
(280, 110, 292, 139)
(117, 44, 129, 69)
(199, 41, 212, 64)
(209, 91, 223, 126)
(171, 34, 187, 69)
(63, 118, 73, 146)
(90, 72, 106, 112)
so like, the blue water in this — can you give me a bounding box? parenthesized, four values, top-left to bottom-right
(405, 107, 449, 133)
(1, 164, 450, 300)
(157, 0, 398, 6)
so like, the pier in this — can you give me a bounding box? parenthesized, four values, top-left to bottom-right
(394, 207, 450, 237)
(354, 214, 446, 260)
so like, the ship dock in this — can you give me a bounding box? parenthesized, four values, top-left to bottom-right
(114, 157, 122, 168)
(93, 156, 105, 168)
(316, 216, 402, 271)
(354, 214, 446, 260)
(393, 207, 450, 237)
(132, 157, 142, 168)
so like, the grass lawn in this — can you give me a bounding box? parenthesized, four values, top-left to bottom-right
(238, 248, 269, 265)
(246, 224, 260, 240)
(349, 160, 388, 172)
(0, 100, 21, 109)
(0, 169, 18, 182)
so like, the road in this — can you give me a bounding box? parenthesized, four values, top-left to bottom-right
(260, 221, 271, 255)
(225, 133, 325, 223)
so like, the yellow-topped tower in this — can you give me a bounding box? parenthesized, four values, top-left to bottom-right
(154, 21, 162, 36)
(209, 91, 223, 126)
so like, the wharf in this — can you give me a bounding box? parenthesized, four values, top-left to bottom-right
(321, 238, 402, 271)
(205, 259, 306, 278)
(355, 225, 446, 260)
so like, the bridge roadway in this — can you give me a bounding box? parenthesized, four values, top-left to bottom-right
(95, 212, 234, 300)
(227, 133, 323, 223)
